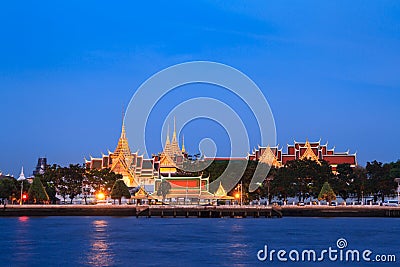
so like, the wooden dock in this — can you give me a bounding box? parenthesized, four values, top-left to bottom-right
(136, 206, 283, 218)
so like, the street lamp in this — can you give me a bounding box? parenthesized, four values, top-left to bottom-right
(235, 181, 243, 206)
(394, 178, 400, 205)
(17, 167, 26, 205)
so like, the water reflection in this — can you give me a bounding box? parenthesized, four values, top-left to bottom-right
(86, 220, 114, 266)
(226, 222, 249, 262)
(18, 216, 29, 223)
(12, 216, 33, 264)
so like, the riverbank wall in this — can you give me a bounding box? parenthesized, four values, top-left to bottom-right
(1, 205, 399, 217)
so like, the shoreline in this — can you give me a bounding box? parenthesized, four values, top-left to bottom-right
(1, 205, 400, 218)
(281, 205, 400, 217)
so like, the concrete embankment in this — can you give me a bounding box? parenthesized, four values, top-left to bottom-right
(0, 205, 282, 218)
(1, 205, 399, 217)
(0, 205, 139, 216)
(281, 206, 400, 217)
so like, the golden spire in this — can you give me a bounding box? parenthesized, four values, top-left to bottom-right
(121, 106, 126, 139)
(172, 116, 177, 143)
(121, 121, 127, 139)
(166, 124, 170, 144)
(114, 113, 131, 157)
(181, 134, 186, 153)
(170, 116, 181, 155)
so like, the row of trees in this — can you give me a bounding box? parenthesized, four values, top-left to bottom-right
(0, 164, 132, 204)
(1, 159, 399, 205)
(203, 159, 400, 203)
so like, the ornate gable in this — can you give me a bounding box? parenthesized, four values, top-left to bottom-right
(259, 146, 281, 167)
(214, 182, 227, 197)
(300, 140, 320, 162)
(160, 152, 176, 167)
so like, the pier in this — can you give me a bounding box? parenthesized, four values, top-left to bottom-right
(136, 206, 282, 218)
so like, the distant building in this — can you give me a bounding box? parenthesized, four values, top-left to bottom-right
(249, 139, 357, 172)
(33, 157, 47, 176)
(0, 173, 14, 180)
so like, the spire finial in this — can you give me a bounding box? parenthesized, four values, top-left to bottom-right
(120, 105, 127, 139)
(182, 134, 186, 153)
(166, 124, 170, 144)
(172, 116, 177, 141)
(121, 103, 126, 125)
(17, 166, 26, 181)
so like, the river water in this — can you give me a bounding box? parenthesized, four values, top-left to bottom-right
(0, 216, 398, 266)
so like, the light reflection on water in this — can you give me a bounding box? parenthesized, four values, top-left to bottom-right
(226, 222, 249, 261)
(86, 220, 115, 267)
(18, 216, 29, 223)
(0, 217, 399, 266)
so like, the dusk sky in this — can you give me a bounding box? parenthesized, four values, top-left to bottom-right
(1, 1, 399, 177)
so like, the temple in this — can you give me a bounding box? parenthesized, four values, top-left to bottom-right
(84, 118, 224, 202)
(248, 139, 357, 172)
(151, 119, 218, 201)
(85, 116, 358, 201)
(154, 118, 187, 175)
(85, 121, 159, 189)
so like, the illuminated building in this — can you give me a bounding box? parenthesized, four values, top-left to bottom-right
(249, 139, 357, 172)
(85, 121, 159, 189)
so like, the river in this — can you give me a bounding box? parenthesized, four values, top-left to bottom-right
(0, 217, 398, 266)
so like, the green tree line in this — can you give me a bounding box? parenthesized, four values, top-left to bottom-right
(0, 164, 130, 204)
(203, 159, 400, 204)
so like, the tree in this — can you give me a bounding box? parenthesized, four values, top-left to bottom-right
(270, 166, 295, 203)
(36, 164, 58, 203)
(332, 163, 355, 203)
(353, 166, 368, 202)
(0, 178, 18, 200)
(85, 168, 122, 197)
(28, 177, 49, 204)
(318, 181, 336, 203)
(56, 164, 85, 204)
(110, 179, 131, 204)
(285, 159, 332, 202)
(157, 179, 171, 203)
(366, 160, 396, 202)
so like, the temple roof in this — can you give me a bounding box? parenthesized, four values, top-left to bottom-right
(258, 145, 281, 167)
(300, 140, 320, 162)
(160, 152, 176, 167)
(214, 182, 227, 197)
(113, 122, 132, 159)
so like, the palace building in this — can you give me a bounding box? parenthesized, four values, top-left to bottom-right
(84, 118, 226, 202)
(85, 122, 160, 189)
(154, 118, 186, 174)
(151, 120, 218, 201)
(154, 174, 214, 200)
(85, 116, 356, 201)
(248, 139, 357, 172)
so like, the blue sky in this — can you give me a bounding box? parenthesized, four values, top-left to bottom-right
(1, 1, 399, 176)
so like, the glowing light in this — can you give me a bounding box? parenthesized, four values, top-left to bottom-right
(22, 194, 28, 200)
(19, 216, 29, 222)
(96, 192, 105, 200)
(235, 193, 240, 199)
